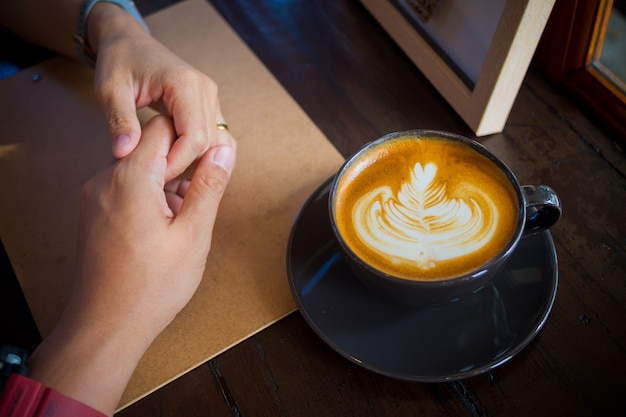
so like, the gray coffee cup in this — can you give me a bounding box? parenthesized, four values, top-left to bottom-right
(328, 130, 561, 306)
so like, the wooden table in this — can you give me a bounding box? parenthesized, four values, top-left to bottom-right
(1, 0, 625, 415)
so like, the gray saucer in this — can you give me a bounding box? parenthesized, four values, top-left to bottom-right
(287, 177, 558, 382)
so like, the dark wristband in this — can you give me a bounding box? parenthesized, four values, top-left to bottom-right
(0, 374, 107, 417)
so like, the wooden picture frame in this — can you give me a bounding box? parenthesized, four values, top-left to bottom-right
(360, 0, 556, 136)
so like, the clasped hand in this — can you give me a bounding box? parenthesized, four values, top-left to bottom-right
(92, 5, 234, 181)
(27, 116, 236, 415)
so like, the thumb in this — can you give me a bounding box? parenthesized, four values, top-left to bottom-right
(99, 87, 142, 159)
(177, 145, 236, 233)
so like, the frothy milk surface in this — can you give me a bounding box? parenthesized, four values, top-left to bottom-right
(333, 136, 519, 281)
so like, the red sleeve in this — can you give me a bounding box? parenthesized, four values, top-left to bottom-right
(0, 374, 107, 417)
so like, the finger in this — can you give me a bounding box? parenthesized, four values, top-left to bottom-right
(127, 115, 177, 184)
(165, 118, 212, 182)
(166, 117, 236, 183)
(97, 80, 143, 159)
(164, 179, 190, 216)
(176, 144, 236, 234)
(164, 80, 221, 181)
(165, 191, 184, 215)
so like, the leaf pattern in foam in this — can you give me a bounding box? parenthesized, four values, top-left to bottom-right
(353, 162, 499, 270)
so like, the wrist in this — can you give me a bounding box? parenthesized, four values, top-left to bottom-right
(0, 350, 108, 417)
(26, 314, 153, 415)
(76, 0, 149, 66)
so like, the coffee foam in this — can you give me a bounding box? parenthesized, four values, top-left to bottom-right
(333, 136, 519, 281)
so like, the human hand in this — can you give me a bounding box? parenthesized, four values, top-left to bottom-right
(74, 114, 235, 337)
(27, 115, 236, 415)
(89, 4, 234, 181)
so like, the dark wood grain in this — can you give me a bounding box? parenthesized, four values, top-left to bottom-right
(1, 0, 624, 416)
(209, 0, 471, 159)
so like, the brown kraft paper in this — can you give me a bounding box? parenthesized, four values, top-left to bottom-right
(0, 0, 344, 409)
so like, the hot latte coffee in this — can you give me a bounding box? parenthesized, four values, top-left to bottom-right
(332, 134, 519, 281)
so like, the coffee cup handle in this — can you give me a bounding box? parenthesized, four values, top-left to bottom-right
(522, 185, 562, 235)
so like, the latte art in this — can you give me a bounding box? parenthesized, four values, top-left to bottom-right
(353, 162, 498, 270)
(332, 136, 519, 281)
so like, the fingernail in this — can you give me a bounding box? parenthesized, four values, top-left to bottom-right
(211, 145, 235, 176)
(113, 135, 131, 151)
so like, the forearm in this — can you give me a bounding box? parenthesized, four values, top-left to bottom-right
(27, 311, 157, 416)
(0, 0, 148, 62)
(0, 0, 83, 58)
